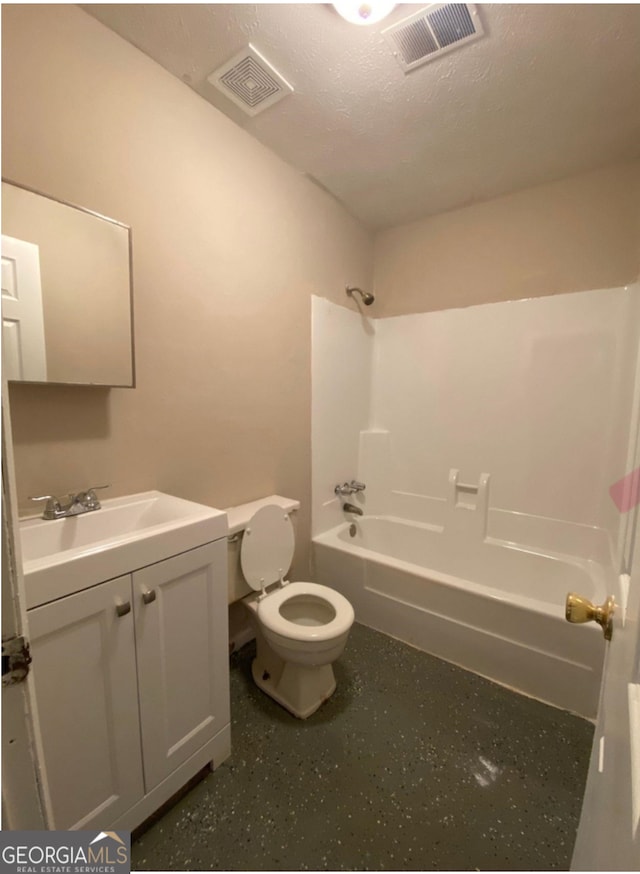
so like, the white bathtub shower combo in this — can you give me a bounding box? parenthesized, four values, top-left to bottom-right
(315, 470, 606, 717)
(311, 287, 640, 719)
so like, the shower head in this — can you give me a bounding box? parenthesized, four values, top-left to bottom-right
(346, 286, 375, 306)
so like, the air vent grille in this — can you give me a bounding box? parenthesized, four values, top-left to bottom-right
(383, 3, 484, 73)
(207, 44, 293, 116)
(391, 19, 439, 65)
(219, 58, 281, 108)
(427, 3, 476, 47)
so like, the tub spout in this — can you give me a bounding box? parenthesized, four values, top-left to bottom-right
(342, 502, 363, 516)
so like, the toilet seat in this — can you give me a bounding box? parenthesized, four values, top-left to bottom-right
(241, 504, 295, 590)
(257, 581, 354, 643)
(241, 504, 354, 645)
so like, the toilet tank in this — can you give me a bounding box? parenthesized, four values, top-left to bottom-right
(225, 495, 301, 604)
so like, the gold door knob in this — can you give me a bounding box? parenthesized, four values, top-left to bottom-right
(565, 593, 615, 641)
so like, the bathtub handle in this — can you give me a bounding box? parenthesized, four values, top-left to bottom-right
(335, 481, 366, 496)
(565, 592, 615, 641)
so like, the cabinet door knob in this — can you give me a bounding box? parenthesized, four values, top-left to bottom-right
(142, 589, 156, 605)
(115, 601, 131, 618)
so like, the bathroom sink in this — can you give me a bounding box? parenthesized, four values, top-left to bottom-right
(20, 491, 228, 609)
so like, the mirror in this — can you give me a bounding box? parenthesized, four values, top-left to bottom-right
(1, 180, 134, 387)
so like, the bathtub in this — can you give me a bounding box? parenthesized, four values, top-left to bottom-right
(313, 516, 607, 718)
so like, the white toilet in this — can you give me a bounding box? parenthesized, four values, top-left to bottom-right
(239, 504, 354, 719)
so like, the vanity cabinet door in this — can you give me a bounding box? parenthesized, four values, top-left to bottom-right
(133, 541, 230, 791)
(27, 575, 144, 830)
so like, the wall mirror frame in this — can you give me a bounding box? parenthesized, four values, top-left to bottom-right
(1, 179, 135, 388)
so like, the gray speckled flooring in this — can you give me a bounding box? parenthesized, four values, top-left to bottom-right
(132, 623, 593, 871)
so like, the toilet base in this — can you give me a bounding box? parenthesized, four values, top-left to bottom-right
(251, 651, 337, 719)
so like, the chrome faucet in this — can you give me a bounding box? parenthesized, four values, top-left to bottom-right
(342, 502, 363, 516)
(29, 485, 110, 520)
(334, 480, 366, 496)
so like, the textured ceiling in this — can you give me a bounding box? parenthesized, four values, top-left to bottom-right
(82, 3, 640, 231)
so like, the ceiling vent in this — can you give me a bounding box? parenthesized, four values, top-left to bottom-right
(207, 44, 293, 116)
(382, 3, 484, 73)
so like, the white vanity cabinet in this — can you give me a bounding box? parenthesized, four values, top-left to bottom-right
(133, 543, 230, 789)
(27, 574, 144, 830)
(27, 540, 231, 832)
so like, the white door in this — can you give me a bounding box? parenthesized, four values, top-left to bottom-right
(27, 575, 144, 830)
(1, 385, 45, 829)
(133, 541, 230, 791)
(571, 510, 640, 867)
(1, 235, 47, 382)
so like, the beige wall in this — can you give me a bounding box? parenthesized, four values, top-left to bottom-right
(374, 160, 640, 317)
(2, 4, 372, 578)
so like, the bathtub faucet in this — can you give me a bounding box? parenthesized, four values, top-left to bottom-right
(342, 502, 363, 516)
(334, 480, 366, 496)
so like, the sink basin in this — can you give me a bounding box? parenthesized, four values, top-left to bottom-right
(21, 491, 228, 609)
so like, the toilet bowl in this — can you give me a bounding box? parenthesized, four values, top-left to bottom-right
(240, 504, 354, 718)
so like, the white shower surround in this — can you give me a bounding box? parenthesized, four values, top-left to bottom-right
(311, 287, 640, 716)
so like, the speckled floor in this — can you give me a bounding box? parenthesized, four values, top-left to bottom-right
(132, 623, 593, 871)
